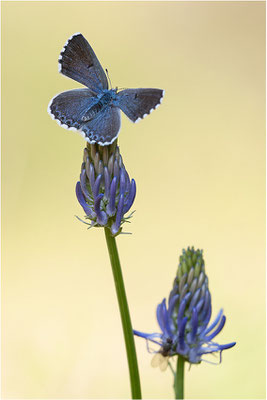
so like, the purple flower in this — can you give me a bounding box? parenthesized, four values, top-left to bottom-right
(134, 247, 236, 365)
(76, 142, 136, 236)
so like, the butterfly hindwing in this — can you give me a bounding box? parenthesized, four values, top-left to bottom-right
(115, 88, 164, 123)
(48, 88, 97, 130)
(81, 106, 121, 145)
(59, 33, 108, 93)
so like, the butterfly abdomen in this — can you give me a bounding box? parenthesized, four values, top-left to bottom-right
(81, 91, 115, 122)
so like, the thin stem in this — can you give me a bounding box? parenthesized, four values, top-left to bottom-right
(174, 356, 185, 399)
(104, 227, 142, 399)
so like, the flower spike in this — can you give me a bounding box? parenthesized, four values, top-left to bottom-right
(76, 141, 136, 236)
(134, 247, 236, 365)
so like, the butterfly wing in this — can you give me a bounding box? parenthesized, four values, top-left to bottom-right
(81, 106, 121, 146)
(115, 88, 164, 123)
(48, 88, 96, 130)
(58, 33, 108, 93)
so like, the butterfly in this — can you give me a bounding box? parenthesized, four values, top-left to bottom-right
(48, 33, 164, 146)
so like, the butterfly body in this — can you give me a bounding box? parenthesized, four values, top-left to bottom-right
(48, 33, 164, 146)
(81, 89, 117, 122)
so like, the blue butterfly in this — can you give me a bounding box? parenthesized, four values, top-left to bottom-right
(48, 33, 164, 146)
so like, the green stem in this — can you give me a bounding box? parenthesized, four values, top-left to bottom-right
(104, 227, 142, 399)
(174, 356, 185, 399)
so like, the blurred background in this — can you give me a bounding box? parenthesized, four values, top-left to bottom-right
(2, 1, 265, 399)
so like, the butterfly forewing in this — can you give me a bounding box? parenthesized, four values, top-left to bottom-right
(116, 88, 164, 123)
(59, 33, 108, 93)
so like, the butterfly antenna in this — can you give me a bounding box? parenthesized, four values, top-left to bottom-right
(105, 68, 112, 89)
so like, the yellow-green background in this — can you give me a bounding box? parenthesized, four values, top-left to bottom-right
(2, 1, 265, 399)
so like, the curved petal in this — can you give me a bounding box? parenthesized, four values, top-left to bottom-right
(205, 316, 226, 341)
(76, 182, 94, 217)
(204, 309, 223, 335)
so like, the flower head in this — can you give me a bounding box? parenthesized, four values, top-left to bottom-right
(134, 247, 236, 365)
(76, 141, 136, 236)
